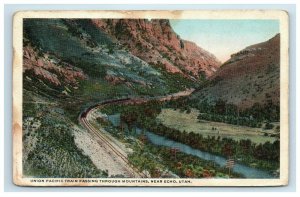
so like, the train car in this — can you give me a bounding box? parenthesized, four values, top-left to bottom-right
(80, 97, 131, 119)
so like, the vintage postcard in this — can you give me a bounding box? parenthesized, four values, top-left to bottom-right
(13, 10, 289, 186)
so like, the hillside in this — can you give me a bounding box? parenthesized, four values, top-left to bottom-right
(190, 34, 280, 111)
(91, 19, 221, 79)
(22, 18, 220, 178)
(23, 19, 221, 99)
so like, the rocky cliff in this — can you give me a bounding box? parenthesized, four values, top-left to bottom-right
(91, 19, 221, 79)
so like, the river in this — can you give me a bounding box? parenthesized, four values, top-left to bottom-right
(107, 113, 276, 179)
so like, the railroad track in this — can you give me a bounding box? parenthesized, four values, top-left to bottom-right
(79, 89, 194, 178)
(80, 112, 147, 178)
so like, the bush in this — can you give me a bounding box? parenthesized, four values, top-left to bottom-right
(264, 122, 274, 130)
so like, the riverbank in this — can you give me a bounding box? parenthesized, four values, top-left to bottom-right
(91, 112, 242, 178)
(98, 100, 279, 176)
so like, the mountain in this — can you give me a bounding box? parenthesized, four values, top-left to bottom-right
(190, 34, 280, 110)
(23, 19, 221, 101)
(22, 18, 221, 178)
(23, 19, 166, 98)
(91, 19, 221, 79)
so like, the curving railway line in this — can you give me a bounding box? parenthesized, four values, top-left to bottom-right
(80, 109, 147, 178)
(79, 89, 194, 178)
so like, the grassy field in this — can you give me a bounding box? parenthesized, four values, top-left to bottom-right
(157, 108, 278, 144)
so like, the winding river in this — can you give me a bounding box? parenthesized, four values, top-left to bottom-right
(107, 114, 276, 179)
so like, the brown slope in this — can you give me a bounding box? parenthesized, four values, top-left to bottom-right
(91, 19, 221, 79)
(23, 45, 86, 87)
(192, 34, 280, 109)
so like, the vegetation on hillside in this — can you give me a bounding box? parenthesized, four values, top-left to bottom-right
(23, 92, 107, 178)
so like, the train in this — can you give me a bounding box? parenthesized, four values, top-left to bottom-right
(80, 97, 131, 119)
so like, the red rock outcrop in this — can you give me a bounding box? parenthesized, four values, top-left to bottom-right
(23, 45, 86, 86)
(91, 19, 221, 79)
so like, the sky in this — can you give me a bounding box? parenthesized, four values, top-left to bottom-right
(170, 20, 279, 63)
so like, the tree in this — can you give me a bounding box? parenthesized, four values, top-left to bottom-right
(222, 143, 234, 157)
(215, 99, 226, 115)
